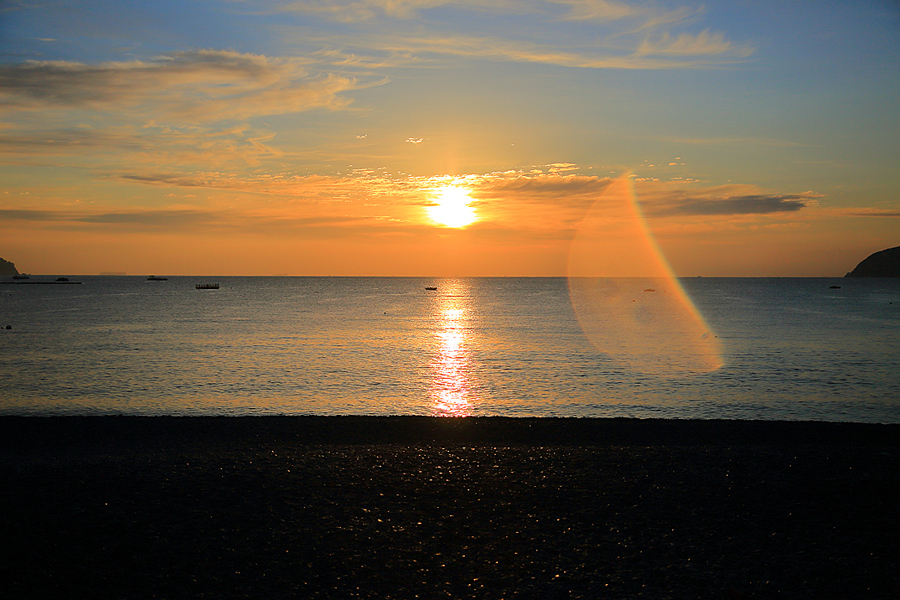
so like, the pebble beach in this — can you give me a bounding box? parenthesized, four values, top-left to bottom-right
(2, 416, 899, 599)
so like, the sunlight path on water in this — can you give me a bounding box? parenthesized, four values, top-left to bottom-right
(429, 282, 474, 416)
(567, 176, 723, 375)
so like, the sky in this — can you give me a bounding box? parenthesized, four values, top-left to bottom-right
(0, 0, 898, 276)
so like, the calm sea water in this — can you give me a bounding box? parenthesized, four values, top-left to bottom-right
(1, 276, 898, 422)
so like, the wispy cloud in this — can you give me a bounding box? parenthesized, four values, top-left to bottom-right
(0, 50, 383, 168)
(652, 194, 811, 216)
(0, 168, 860, 254)
(0, 205, 381, 235)
(635, 183, 822, 217)
(549, 0, 698, 28)
(278, 1, 751, 68)
(0, 50, 367, 121)
(0, 122, 285, 167)
(549, 0, 646, 21)
(660, 136, 804, 147)
(637, 29, 752, 57)
(273, 0, 526, 21)
(475, 173, 611, 203)
(368, 32, 748, 70)
(842, 209, 900, 218)
(112, 171, 377, 198)
(105, 168, 822, 220)
(276, 0, 697, 28)
(463, 174, 824, 231)
(0, 208, 221, 228)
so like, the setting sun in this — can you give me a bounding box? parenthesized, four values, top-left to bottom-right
(427, 186, 477, 228)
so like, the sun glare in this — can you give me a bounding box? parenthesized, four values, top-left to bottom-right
(427, 186, 477, 228)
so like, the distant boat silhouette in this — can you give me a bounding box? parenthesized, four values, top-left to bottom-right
(643, 288, 656, 292)
(12, 274, 29, 280)
(196, 283, 219, 290)
(147, 275, 168, 281)
(425, 286, 437, 291)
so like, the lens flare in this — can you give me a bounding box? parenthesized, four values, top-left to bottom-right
(567, 176, 723, 375)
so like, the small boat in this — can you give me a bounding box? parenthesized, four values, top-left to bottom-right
(425, 286, 438, 291)
(643, 288, 656, 292)
(12, 274, 29, 280)
(56, 277, 69, 282)
(829, 285, 841, 289)
(147, 275, 168, 281)
(195, 283, 219, 290)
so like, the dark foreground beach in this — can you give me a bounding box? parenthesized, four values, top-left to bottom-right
(2, 417, 898, 599)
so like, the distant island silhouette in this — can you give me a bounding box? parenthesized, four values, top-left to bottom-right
(0, 257, 19, 276)
(845, 246, 900, 277)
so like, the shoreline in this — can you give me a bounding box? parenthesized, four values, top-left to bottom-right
(3, 417, 898, 599)
(2, 415, 899, 450)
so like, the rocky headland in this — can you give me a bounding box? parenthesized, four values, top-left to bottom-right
(845, 245, 900, 277)
(0, 257, 18, 276)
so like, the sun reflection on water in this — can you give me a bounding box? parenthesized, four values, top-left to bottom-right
(430, 291, 473, 416)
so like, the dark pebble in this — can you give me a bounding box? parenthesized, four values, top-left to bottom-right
(1, 416, 898, 599)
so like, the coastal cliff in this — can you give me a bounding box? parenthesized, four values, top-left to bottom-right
(0, 257, 19, 276)
(845, 246, 900, 277)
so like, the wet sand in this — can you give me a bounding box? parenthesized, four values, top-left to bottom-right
(2, 416, 898, 599)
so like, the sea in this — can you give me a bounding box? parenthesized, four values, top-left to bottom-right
(1, 276, 898, 423)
